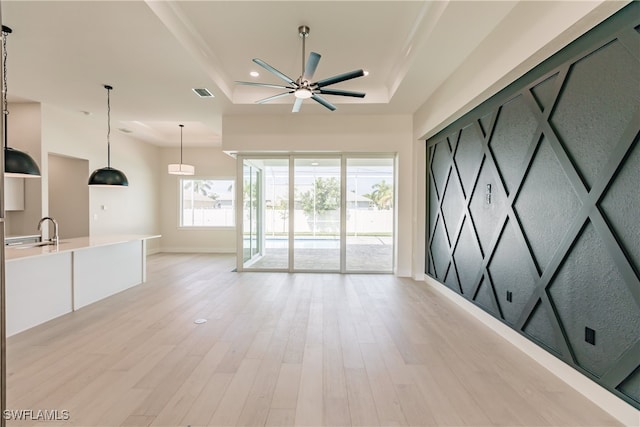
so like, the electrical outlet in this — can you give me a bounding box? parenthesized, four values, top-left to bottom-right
(506, 290, 513, 302)
(585, 327, 596, 345)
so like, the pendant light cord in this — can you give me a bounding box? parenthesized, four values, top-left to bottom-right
(105, 85, 112, 168)
(179, 124, 184, 164)
(2, 26, 10, 151)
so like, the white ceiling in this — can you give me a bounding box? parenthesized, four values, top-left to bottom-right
(0, 1, 574, 148)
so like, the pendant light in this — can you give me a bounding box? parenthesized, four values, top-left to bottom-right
(88, 85, 128, 186)
(167, 124, 194, 175)
(2, 25, 41, 178)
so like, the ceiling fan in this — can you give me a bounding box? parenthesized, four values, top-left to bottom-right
(235, 25, 366, 112)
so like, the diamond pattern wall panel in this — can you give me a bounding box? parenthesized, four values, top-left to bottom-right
(489, 95, 539, 195)
(530, 73, 559, 113)
(430, 217, 450, 281)
(514, 137, 582, 272)
(551, 41, 639, 190)
(600, 139, 640, 274)
(469, 162, 507, 255)
(523, 302, 563, 356)
(430, 139, 451, 198)
(425, 2, 640, 408)
(618, 367, 640, 406)
(454, 124, 484, 196)
(452, 218, 483, 296)
(488, 220, 538, 326)
(441, 175, 464, 243)
(549, 223, 640, 377)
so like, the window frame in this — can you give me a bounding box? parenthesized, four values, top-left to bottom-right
(178, 176, 236, 229)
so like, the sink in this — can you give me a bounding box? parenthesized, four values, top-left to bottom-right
(5, 235, 42, 246)
(11, 241, 67, 249)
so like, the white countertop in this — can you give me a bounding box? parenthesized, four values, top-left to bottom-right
(5, 234, 161, 261)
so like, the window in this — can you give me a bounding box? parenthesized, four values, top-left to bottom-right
(180, 178, 235, 227)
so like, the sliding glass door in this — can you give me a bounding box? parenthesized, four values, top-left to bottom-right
(345, 158, 394, 272)
(242, 160, 262, 265)
(294, 158, 341, 271)
(238, 154, 394, 273)
(242, 158, 289, 270)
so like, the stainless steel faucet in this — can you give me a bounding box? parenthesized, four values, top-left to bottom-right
(37, 216, 59, 245)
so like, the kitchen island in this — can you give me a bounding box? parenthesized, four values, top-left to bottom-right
(4, 234, 160, 336)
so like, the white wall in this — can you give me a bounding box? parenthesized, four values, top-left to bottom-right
(48, 154, 90, 239)
(5, 103, 42, 237)
(159, 146, 237, 253)
(222, 114, 415, 277)
(40, 103, 161, 237)
(412, 0, 628, 141)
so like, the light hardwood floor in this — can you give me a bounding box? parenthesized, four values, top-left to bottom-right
(6, 253, 622, 427)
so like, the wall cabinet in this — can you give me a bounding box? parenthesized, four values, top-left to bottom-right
(4, 176, 25, 211)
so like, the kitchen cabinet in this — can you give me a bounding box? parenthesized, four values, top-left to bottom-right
(4, 176, 24, 211)
(4, 234, 160, 336)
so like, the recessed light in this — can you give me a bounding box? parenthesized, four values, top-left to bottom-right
(250, 71, 260, 77)
(363, 70, 369, 76)
(311, 162, 319, 166)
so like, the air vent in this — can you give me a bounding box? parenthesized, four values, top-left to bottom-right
(192, 88, 214, 98)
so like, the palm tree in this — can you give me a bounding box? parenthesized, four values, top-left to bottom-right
(183, 179, 215, 224)
(364, 180, 393, 210)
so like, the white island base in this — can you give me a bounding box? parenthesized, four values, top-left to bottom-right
(5, 235, 160, 337)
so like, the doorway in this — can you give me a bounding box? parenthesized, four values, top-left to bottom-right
(237, 154, 395, 273)
(48, 154, 90, 238)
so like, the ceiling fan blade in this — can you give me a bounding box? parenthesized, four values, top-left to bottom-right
(253, 58, 296, 85)
(236, 81, 294, 90)
(318, 88, 366, 98)
(292, 98, 304, 113)
(314, 69, 365, 88)
(311, 94, 336, 111)
(303, 52, 321, 81)
(256, 91, 294, 104)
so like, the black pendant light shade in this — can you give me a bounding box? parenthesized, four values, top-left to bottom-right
(88, 167, 128, 186)
(5, 146, 41, 177)
(88, 84, 128, 187)
(2, 25, 41, 178)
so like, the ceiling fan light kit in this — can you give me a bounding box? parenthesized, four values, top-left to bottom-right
(294, 88, 312, 99)
(235, 25, 366, 112)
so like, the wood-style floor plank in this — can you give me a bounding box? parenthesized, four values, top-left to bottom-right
(4, 253, 624, 426)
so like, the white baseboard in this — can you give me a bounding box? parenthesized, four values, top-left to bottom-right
(423, 275, 640, 427)
(146, 246, 162, 255)
(159, 246, 236, 254)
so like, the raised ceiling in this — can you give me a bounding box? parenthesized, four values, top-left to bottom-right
(0, 1, 617, 147)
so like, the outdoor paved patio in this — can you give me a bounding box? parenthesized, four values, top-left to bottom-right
(245, 237, 393, 271)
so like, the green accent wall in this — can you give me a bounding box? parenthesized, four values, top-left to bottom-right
(426, 2, 640, 408)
